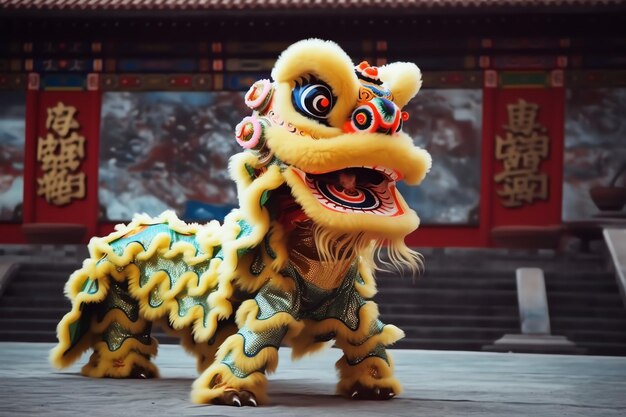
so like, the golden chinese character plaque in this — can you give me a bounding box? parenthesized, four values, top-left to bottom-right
(36, 101, 86, 206)
(494, 99, 549, 208)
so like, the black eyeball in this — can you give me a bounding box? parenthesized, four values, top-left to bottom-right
(351, 105, 375, 132)
(292, 77, 335, 125)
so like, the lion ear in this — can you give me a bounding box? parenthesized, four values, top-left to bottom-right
(378, 62, 422, 108)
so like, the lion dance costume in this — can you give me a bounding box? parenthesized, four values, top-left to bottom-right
(50, 39, 431, 407)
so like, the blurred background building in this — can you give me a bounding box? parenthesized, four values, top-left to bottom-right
(0, 0, 625, 355)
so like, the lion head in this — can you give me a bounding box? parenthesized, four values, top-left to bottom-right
(229, 39, 431, 271)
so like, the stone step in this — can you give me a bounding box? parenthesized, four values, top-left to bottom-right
(377, 278, 619, 292)
(546, 280, 620, 292)
(551, 317, 626, 332)
(394, 337, 492, 351)
(378, 278, 515, 290)
(574, 341, 626, 356)
(0, 296, 71, 309)
(380, 313, 519, 328)
(13, 271, 75, 283)
(18, 263, 81, 274)
(377, 289, 623, 308)
(549, 307, 626, 319)
(0, 318, 59, 332)
(400, 325, 513, 340)
(547, 292, 624, 308)
(0, 307, 68, 320)
(411, 249, 610, 274)
(0, 330, 57, 343)
(542, 271, 617, 282)
(4, 281, 66, 297)
(375, 288, 517, 306)
(377, 302, 626, 319)
(560, 330, 626, 344)
(377, 303, 519, 316)
(19, 260, 82, 268)
(0, 327, 183, 346)
(383, 314, 626, 332)
(0, 323, 184, 346)
(379, 268, 615, 280)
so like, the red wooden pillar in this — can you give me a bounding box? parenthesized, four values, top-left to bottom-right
(479, 70, 498, 247)
(22, 73, 40, 226)
(85, 74, 103, 239)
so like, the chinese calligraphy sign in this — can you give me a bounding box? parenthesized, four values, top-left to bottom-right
(494, 99, 549, 208)
(36, 102, 86, 206)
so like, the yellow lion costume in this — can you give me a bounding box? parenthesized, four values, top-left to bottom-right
(50, 39, 431, 407)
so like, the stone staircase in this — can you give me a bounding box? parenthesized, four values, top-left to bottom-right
(376, 248, 626, 356)
(0, 263, 74, 343)
(376, 269, 519, 352)
(546, 269, 626, 356)
(0, 247, 625, 355)
(0, 262, 178, 344)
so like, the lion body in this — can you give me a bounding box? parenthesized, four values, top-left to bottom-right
(50, 39, 431, 405)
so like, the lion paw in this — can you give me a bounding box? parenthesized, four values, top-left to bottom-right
(212, 389, 257, 407)
(349, 382, 396, 401)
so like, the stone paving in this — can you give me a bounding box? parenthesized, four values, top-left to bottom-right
(1, 342, 625, 417)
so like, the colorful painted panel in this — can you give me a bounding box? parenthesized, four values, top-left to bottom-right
(398, 89, 483, 225)
(99, 92, 247, 221)
(0, 91, 26, 221)
(563, 88, 626, 220)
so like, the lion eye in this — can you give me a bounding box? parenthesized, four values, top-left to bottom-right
(292, 78, 335, 125)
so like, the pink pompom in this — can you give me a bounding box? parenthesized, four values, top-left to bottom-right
(244, 79, 272, 110)
(235, 116, 262, 149)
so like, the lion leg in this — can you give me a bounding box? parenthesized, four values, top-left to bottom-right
(192, 278, 303, 406)
(191, 325, 287, 406)
(335, 310, 404, 400)
(81, 281, 159, 379)
(336, 345, 401, 400)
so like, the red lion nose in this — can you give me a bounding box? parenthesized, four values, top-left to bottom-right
(344, 97, 409, 135)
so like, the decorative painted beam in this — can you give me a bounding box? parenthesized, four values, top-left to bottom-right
(421, 71, 483, 89)
(100, 73, 212, 91)
(0, 73, 26, 90)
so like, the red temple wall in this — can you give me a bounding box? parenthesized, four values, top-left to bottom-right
(0, 44, 607, 250)
(4, 73, 569, 248)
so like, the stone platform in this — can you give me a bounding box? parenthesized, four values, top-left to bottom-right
(1, 343, 625, 417)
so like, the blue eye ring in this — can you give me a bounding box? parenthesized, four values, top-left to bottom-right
(291, 77, 336, 125)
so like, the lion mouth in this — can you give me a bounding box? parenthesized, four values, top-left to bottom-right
(291, 166, 405, 216)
